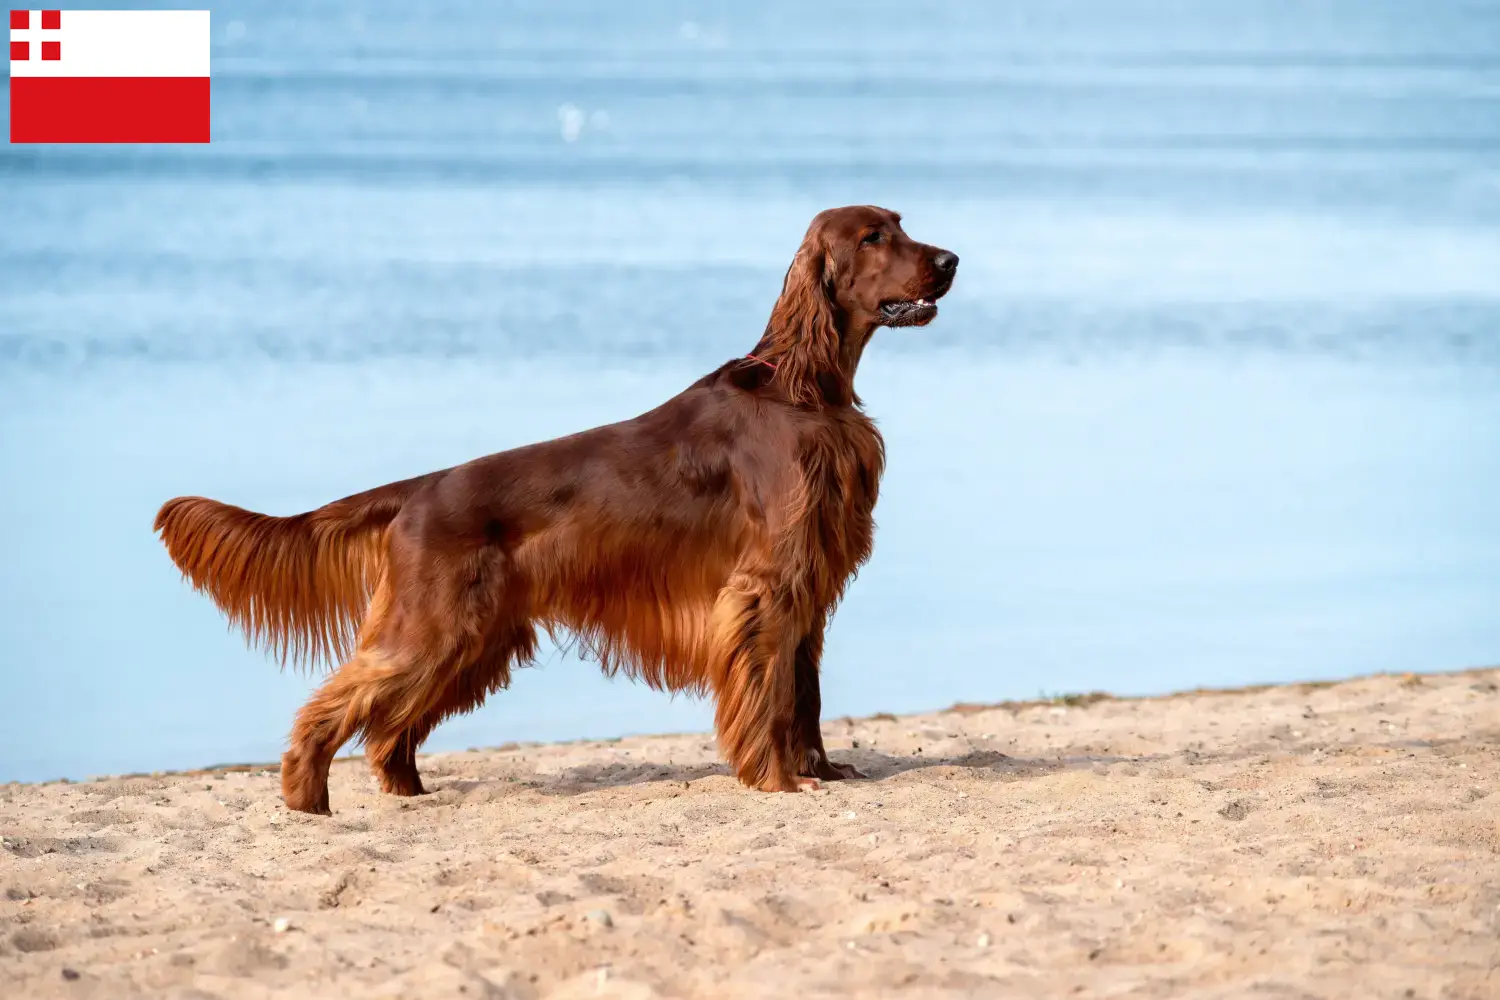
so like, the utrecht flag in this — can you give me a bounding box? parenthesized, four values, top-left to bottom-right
(9, 9, 210, 142)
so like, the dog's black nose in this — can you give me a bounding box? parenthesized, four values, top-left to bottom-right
(933, 251, 959, 273)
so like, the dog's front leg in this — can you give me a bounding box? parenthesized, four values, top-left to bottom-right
(791, 611, 866, 781)
(708, 565, 815, 793)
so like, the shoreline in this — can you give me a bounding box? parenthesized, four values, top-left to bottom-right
(11, 665, 1495, 788)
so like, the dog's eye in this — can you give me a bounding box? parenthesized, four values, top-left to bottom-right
(861, 231, 884, 246)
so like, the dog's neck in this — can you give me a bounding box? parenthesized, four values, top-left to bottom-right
(838, 321, 878, 389)
(748, 302, 876, 409)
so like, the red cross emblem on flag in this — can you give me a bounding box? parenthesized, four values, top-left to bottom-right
(9, 9, 211, 142)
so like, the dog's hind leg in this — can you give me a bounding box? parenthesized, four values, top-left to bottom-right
(280, 572, 472, 814)
(367, 725, 426, 798)
(283, 636, 476, 814)
(281, 648, 406, 815)
(365, 623, 537, 797)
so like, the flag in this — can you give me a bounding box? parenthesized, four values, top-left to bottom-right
(9, 9, 210, 143)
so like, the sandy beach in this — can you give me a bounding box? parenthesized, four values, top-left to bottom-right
(2, 668, 1497, 999)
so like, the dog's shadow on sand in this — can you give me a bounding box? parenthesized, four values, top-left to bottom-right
(435, 748, 1130, 799)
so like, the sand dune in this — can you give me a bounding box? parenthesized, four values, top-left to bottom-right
(3, 669, 1498, 998)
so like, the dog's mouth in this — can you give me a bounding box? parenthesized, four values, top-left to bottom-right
(878, 299, 937, 327)
(879, 290, 946, 328)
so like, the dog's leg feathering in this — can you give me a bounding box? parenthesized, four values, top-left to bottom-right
(284, 642, 476, 814)
(708, 557, 816, 792)
(364, 624, 535, 798)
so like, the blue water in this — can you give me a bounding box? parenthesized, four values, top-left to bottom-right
(3, 1, 1499, 783)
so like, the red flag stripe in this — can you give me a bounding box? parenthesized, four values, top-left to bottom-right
(10, 77, 210, 143)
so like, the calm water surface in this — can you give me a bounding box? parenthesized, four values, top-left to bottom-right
(2, 1, 1499, 782)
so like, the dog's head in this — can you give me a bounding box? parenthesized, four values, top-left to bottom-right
(785, 205, 959, 331)
(756, 206, 956, 404)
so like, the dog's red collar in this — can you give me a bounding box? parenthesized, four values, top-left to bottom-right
(744, 352, 778, 370)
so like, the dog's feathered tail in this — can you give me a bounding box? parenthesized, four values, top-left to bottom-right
(153, 473, 439, 671)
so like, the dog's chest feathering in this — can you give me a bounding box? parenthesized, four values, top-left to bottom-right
(787, 411, 886, 604)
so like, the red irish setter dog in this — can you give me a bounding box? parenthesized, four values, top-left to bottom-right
(155, 206, 958, 815)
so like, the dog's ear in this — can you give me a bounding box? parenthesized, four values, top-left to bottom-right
(762, 236, 841, 405)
